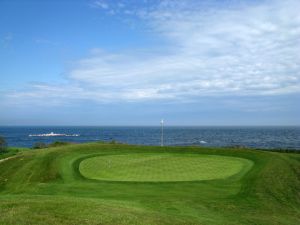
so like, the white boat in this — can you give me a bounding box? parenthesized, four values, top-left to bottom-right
(29, 132, 79, 137)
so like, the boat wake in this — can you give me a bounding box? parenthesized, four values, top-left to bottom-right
(29, 132, 80, 137)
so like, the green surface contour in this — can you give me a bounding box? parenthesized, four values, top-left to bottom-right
(79, 153, 253, 181)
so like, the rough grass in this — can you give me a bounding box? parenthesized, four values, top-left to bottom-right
(0, 143, 299, 225)
(79, 153, 253, 181)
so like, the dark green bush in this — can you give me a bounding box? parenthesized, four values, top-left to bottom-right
(48, 141, 70, 147)
(229, 145, 248, 149)
(0, 136, 7, 153)
(33, 142, 48, 149)
(33, 141, 72, 149)
(109, 139, 120, 144)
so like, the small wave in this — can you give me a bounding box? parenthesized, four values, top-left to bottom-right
(199, 140, 207, 144)
(29, 132, 80, 137)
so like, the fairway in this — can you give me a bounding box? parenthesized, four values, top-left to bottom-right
(79, 154, 253, 182)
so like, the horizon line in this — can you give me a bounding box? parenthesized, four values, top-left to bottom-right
(1, 125, 299, 127)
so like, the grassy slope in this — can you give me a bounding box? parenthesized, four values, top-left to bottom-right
(0, 143, 299, 225)
(0, 147, 29, 160)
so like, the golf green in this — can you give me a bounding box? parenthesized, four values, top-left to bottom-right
(79, 153, 253, 182)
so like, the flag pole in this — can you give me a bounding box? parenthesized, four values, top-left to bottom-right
(161, 119, 164, 147)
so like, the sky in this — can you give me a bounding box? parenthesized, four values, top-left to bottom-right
(0, 0, 299, 126)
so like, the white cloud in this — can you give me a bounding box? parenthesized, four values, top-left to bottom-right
(92, 0, 109, 9)
(5, 0, 300, 104)
(35, 38, 58, 46)
(1, 33, 13, 48)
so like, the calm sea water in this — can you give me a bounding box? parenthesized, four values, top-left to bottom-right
(0, 126, 299, 150)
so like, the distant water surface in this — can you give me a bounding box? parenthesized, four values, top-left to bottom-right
(0, 126, 299, 150)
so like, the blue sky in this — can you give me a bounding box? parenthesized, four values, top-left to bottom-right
(0, 0, 299, 126)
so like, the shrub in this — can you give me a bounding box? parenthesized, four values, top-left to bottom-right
(0, 136, 7, 153)
(48, 141, 70, 147)
(230, 145, 248, 149)
(33, 142, 48, 149)
(109, 139, 118, 144)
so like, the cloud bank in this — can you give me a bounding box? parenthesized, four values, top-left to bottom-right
(5, 0, 300, 104)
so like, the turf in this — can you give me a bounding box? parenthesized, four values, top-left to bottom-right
(79, 153, 253, 181)
(0, 143, 299, 225)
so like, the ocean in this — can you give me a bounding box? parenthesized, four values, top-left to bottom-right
(0, 126, 299, 150)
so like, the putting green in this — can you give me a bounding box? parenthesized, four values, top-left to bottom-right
(79, 153, 253, 182)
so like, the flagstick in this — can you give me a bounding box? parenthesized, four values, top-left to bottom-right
(161, 119, 164, 147)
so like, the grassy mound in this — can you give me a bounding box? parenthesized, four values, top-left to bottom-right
(79, 154, 253, 182)
(0, 143, 299, 225)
